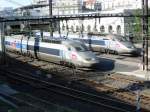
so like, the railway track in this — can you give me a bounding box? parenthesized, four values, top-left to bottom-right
(0, 90, 50, 112)
(3, 51, 150, 111)
(84, 74, 150, 111)
(0, 84, 77, 112)
(6, 51, 111, 80)
(0, 68, 137, 112)
(99, 53, 141, 63)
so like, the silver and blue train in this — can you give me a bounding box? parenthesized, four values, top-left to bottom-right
(5, 35, 99, 68)
(57, 33, 138, 55)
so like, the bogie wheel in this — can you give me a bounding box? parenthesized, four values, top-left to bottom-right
(70, 63, 76, 69)
(114, 51, 119, 55)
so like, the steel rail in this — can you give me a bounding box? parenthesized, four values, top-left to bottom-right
(0, 79, 73, 111)
(0, 69, 136, 112)
(0, 92, 45, 111)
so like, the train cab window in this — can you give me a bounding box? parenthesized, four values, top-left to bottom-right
(103, 38, 109, 40)
(112, 38, 115, 41)
(68, 47, 72, 51)
(116, 36, 128, 42)
(73, 44, 89, 52)
(75, 47, 82, 51)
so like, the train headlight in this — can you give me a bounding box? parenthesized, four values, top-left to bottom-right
(85, 58, 96, 61)
(92, 58, 96, 61)
(85, 58, 92, 61)
(126, 45, 134, 49)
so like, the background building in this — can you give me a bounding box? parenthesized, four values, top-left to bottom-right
(2, 0, 150, 36)
(58, 0, 146, 35)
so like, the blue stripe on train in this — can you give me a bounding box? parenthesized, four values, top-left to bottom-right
(22, 44, 27, 49)
(73, 39, 106, 46)
(5, 41, 9, 45)
(5, 41, 61, 56)
(92, 40, 105, 46)
(16, 43, 21, 49)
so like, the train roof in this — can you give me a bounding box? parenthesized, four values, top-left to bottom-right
(87, 32, 108, 36)
(105, 34, 124, 38)
(6, 34, 83, 46)
(39, 38, 82, 45)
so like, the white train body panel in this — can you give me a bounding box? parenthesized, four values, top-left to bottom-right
(56, 33, 138, 54)
(5, 35, 99, 68)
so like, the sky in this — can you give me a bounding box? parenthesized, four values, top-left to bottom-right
(0, 0, 32, 9)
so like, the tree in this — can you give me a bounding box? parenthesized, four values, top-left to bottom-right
(133, 9, 142, 40)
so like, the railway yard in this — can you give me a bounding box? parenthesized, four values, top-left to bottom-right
(0, 51, 150, 112)
(1, 0, 150, 112)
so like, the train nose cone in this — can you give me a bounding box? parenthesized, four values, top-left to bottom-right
(79, 51, 96, 58)
(131, 49, 141, 56)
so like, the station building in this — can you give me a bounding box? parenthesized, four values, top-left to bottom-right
(1, 0, 150, 36)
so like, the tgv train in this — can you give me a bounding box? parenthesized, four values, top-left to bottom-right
(59, 33, 138, 55)
(5, 35, 99, 68)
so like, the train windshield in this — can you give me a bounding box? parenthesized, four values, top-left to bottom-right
(73, 44, 89, 52)
(115, 35, 128, 42)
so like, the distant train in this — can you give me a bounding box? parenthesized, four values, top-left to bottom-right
(57, 33, 138, 55)
(5, 35, 99, 68)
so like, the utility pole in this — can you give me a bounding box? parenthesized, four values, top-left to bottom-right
(49, 0, 53, 37)
(142, 0, 149, 71)
(0, 22, 6, 64)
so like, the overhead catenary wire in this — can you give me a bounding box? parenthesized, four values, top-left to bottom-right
(3, 0, 33, 8)
(4, 0, 24, 6)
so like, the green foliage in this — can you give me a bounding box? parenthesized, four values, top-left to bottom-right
(133, 9, 150, 39)
(148, 17, 150, 36)
(133, 10, 142, 34)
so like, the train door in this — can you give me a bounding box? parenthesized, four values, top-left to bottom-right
(65, 46, 72, 62)
(60, 45, 74, 66)
(105, 38, 111, 51)
(110, 38, 117, 51)
(19, 35, 27, 55)
(65, 45, 77, 62)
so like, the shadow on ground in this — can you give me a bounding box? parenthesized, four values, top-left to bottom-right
(0, 54, 143, 112)
(94, 57, 115, 72)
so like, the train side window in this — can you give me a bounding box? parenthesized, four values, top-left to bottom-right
(103, 38, 109, 40)
(112, 38, 115, 41)
(68, 47, 71, 51)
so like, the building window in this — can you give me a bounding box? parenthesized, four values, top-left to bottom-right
(81, 24, 84, 32)
(117, 25, 121, 34)
(76, 25, 79, 32)
(62, 24, 65, 31)
(108, 25, 113, 33)
(100, 26, 105, 33)
(71, 25, 74, 32)
(87, 25, 91, 32)
(93, 27, 98, 32)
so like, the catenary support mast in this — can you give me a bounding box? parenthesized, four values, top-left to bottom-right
(0, 22, 6, 64)
(142, 0, 149, 71)
(49, 0, 53, 37)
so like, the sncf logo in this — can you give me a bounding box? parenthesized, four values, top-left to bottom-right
(11, 42, 16, 48)
(71, 54, 77, 60)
